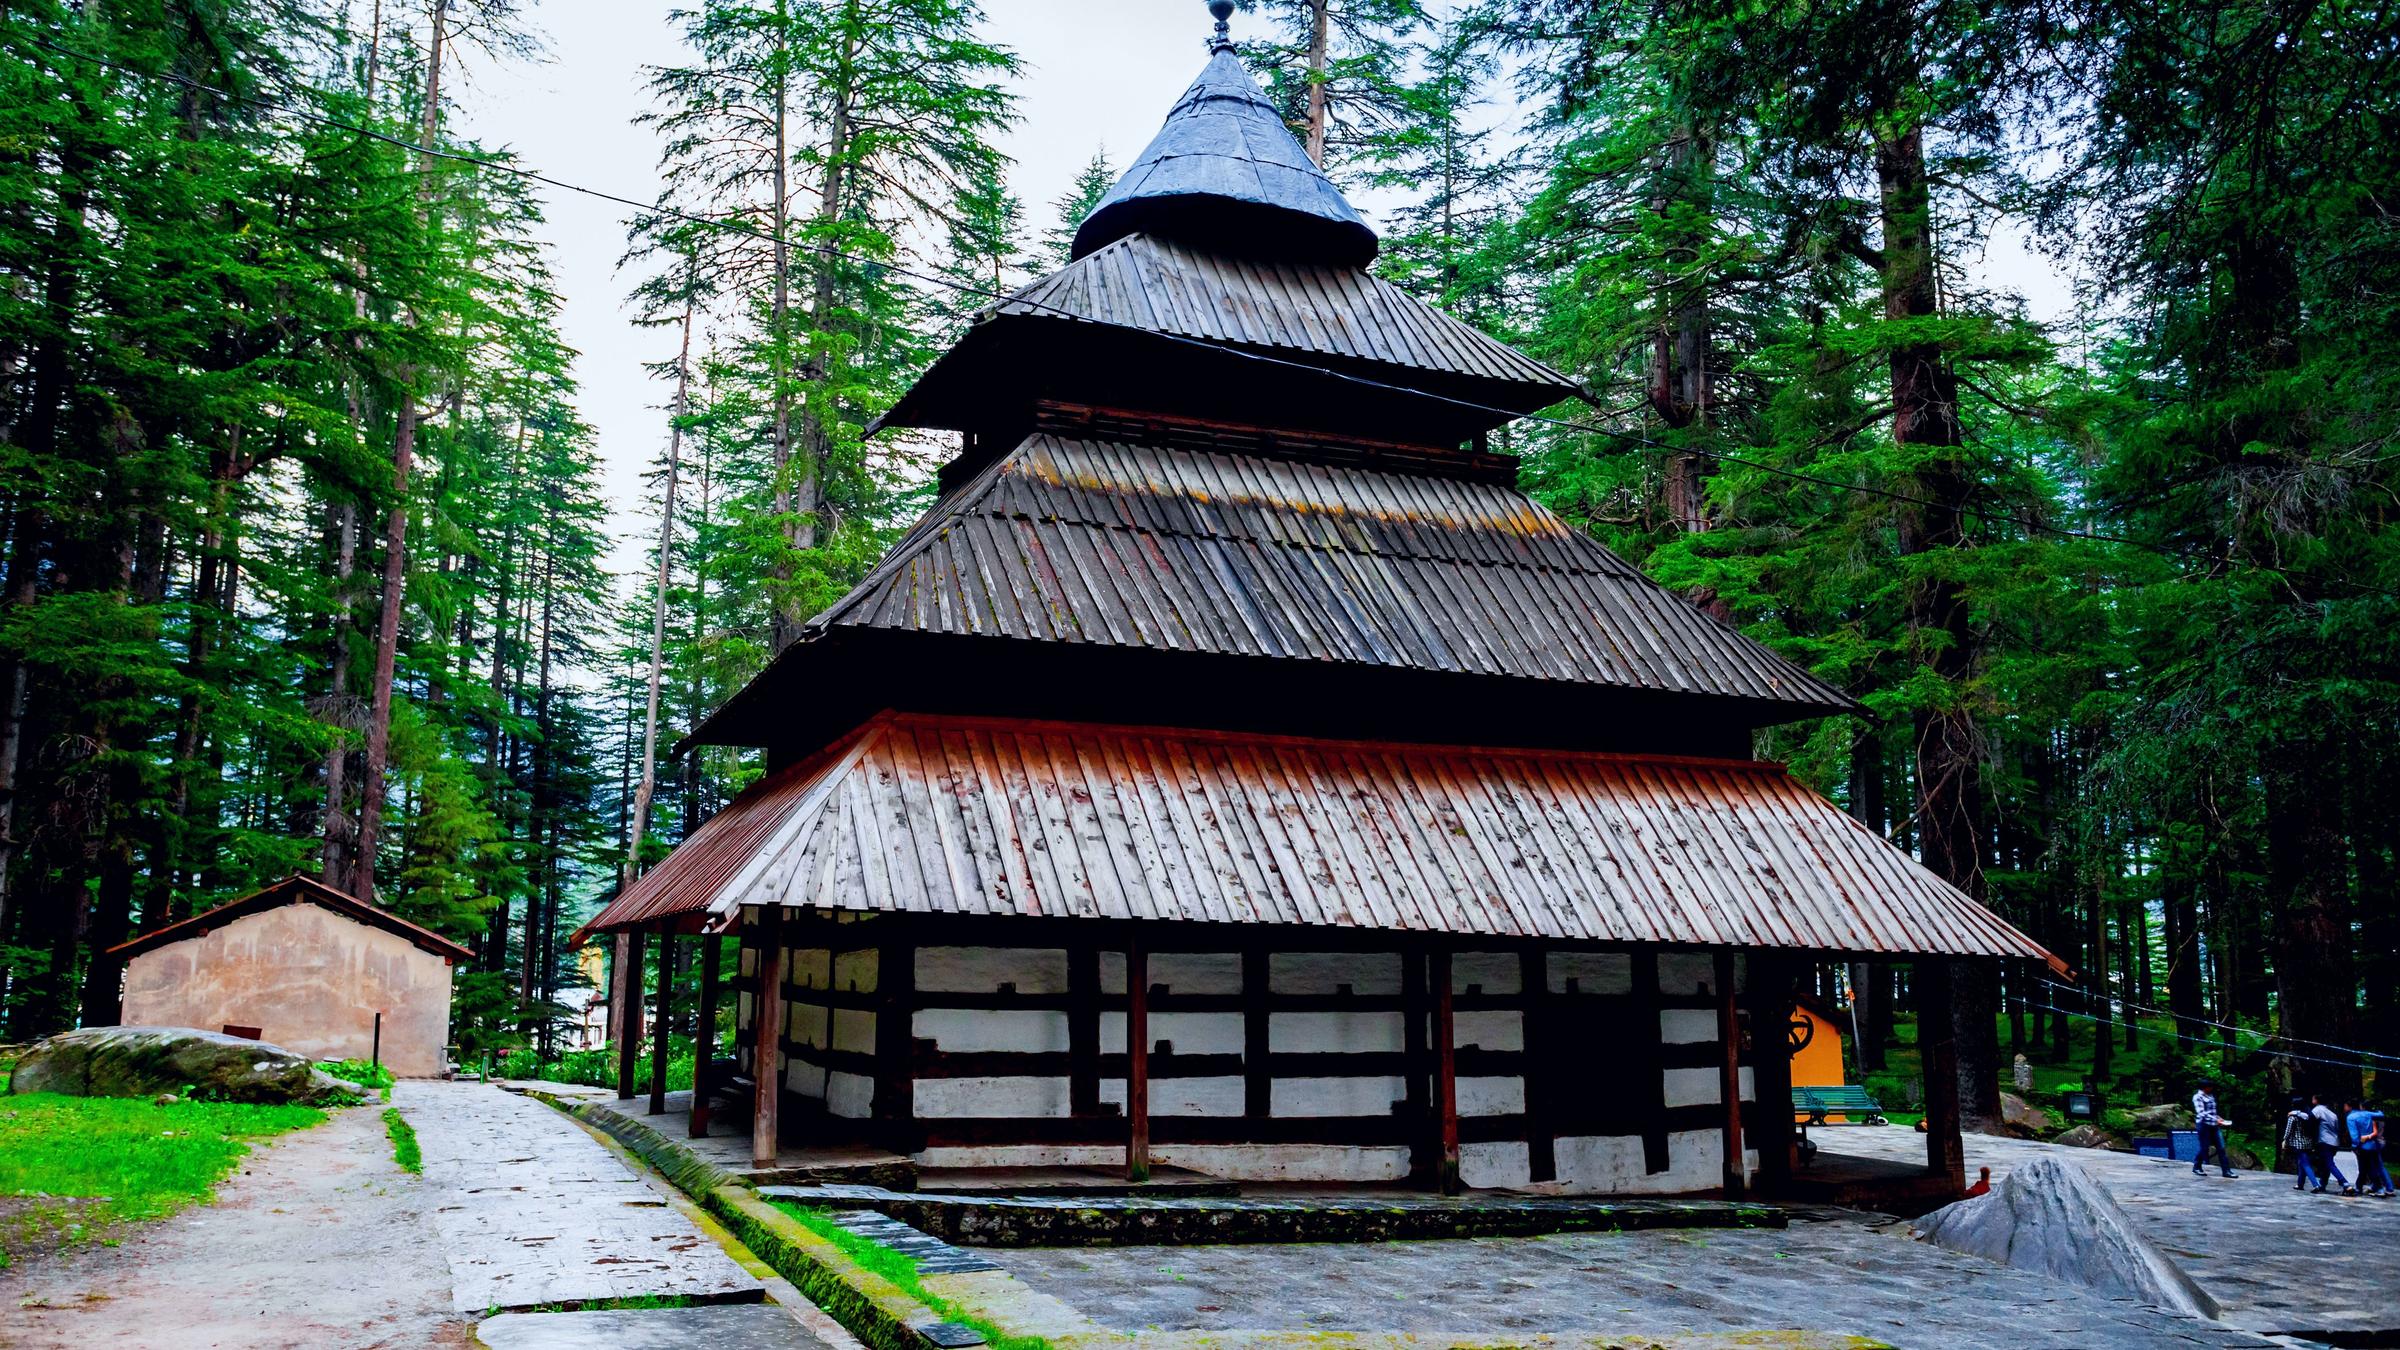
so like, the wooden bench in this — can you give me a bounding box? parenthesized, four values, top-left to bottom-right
(1792, 1084, 1889, 1127)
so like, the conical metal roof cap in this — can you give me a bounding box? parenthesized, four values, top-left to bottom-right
(1069, 45, 1378, 268)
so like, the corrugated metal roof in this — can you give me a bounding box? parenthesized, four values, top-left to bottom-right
(1072, 48, 1378, 268)
(1003, 233, 1575, 400)
(585, 713, 2057, 968)
(809, 434, 1855, 712)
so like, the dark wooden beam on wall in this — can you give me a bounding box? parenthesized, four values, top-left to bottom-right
(1432, 948, 1460, 1195)
(1126, 932, 1151, 1182)
(650, 929, 675, 1115)
(691, 933, 722, 1139)
(1401, 948, 1432, 1185)
(1069, 946, 1101, 1116)
(1632, 950, 1670, 1174)
(1917, 959, 1966, 1190)
(615, 929, 645, 1102)
(1243, 948, 1271, 1117)
(1522, 950, 1555, 1183)
(1715, 949, 1745, 1199)
(875, 939, 918, 1152)
(752, 916, 787, 1169)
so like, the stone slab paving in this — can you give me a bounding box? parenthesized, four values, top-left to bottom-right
(400, 1079, 764, 1314)
(993, 1216, 2280, 1349)
(1824, 1126, 2400, 1340)
(476, 1303, 819, 1349)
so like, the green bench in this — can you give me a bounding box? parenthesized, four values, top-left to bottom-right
(1789, 1085, 1888, 1169)
(1792, 1084, 1889, 1126)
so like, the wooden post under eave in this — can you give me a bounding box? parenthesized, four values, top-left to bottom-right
(1126, 932, 1151, 1183)
(614, 929, 644, 1102)
(752, 919, 787, 1170)
(690, 933, 721, 1138)
(1747, 953, 1796, 1196)
(650, 929, 675, 1114)
(1917, 959, 1967, 1190)
(1432, 948, 1460, 1195)
(1715, 949, 1746, 1199)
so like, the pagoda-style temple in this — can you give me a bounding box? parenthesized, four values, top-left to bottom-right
(582, 6, 2059, 1204)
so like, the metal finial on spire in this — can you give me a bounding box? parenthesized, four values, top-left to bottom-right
(1207, 0, 1235, 52)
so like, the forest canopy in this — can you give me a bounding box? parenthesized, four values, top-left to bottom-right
(0, 0, 2392, 1116)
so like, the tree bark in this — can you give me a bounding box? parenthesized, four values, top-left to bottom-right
(1874, 97, 1996, 1130)
(626, 259, 697, 887)
(349, 0, 448, 900)
(1304, 0, 1330, 165)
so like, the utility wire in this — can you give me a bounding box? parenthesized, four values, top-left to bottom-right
(2034, 975, 2400, 1070)
(15, 27, 2400, 604)
(2016, 998, 2395, 1079)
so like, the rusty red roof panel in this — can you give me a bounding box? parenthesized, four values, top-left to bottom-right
(593, 713, 2058, 968)
(808, 434, 1855, 712)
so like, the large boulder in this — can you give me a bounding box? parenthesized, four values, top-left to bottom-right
(9, 1026, 358, 1106)
(2051, 1123, 2127, 1150)
(2126, 1102, 2190, 1133)
(1998, 1092, 2053, 1138)
(1914, 1155, 2220, 1320)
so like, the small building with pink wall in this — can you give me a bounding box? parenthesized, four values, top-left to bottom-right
(109, 875, 469, 1077)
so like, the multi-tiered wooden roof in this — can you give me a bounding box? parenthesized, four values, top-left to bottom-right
(586, 30, 2053, 973)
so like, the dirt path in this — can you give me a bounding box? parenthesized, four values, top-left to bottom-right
(0, 1099, 466, 1349)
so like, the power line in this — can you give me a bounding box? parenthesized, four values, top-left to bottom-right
(14, 27, 2399, 604)
(2035, 975, 2400, 1070)
(2017, 998, 2395, 1079)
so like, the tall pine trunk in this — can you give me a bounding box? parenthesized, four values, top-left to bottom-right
(626, 262, 698, 885)
(1874, 86, 1998, 1130)
(350, 0, 448, 899)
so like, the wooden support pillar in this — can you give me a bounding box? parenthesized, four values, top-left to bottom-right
(1747, 952, 1796, 1196)
(1242, 948, 1271, 1118)
(1068, 946, 1101, 1116)
(1632, 950, 1670, 1174)
(752, 917, 786, 1170)
(1715, 949, 1746, 1199)
(1521, 950, 1556, 1183)
(1432, 948, 1460, 1194)
(1126, 932, 1151, 1183)
(1401, 948, 1432, 1184)
(650, 929, 675, 1114)
(615, 929, 645, 1102)
(874, 938, 917, 1152)
(690, 934, 721, 1138)
(1917, 959, 1966, 1189)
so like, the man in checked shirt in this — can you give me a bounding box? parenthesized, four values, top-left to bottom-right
(2192, 1080, 2237, 1178)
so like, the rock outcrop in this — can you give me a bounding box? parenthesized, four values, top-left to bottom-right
(2051, 1123, 2126, 1150)
(9, 1026, 358, 1106)
(1997, 1092, 2053, 1138)
(1914, 1155, 2219, 1320)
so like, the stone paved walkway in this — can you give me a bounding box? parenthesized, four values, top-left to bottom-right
(401, 1079, 764, 1314)
(1823, 1126, 2400, 1341)
(994, 1215, 2278, 1349)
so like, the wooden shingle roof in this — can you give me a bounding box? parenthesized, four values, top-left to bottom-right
(1073, 46, 1378, 267)
(581, 712, 2059, 970)
(806, 433, 1853, 712)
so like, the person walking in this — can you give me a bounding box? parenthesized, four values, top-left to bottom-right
(2284, 1096, 2323, 1191)
(2345, 1098, 2393, 1198)
(2310, 1093, 2353, 1194)
(2192, 1080, 2237, 1178)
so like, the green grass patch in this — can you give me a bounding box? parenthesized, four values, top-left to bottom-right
(382, 1107, 422, 1173)
(0, 1091, 325, 1266)
(772, 1202, 1053, 1350)
(322, 1058, 394, 1091)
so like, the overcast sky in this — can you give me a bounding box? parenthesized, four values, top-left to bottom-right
(449, 0, 2071, 591)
